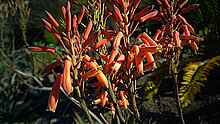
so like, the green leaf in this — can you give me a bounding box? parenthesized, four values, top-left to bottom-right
(179, 56, 220, 107)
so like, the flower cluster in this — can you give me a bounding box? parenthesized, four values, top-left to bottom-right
(28, 0, 201, 123)
(153, 0, 201, 56)
(88, 0, 162, 110)
(29, 0, 161, 112)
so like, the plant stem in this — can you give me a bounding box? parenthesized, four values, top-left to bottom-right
(172, 51, 185, 124)
(129, 74, 142, 124)
(75, 86, 95, 124)
(61, 88, 103, 124)
(108, 80, 125, 123)
(80, 99, 95, 124)
(173, 73, 185, 124)
(125, 36, 142, 123)
(170, 1, 185, 123)
(168, 52, 185, 124)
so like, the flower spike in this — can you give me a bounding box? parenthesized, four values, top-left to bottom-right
(139, 10, 158, 23)
(62, 59, 73, 95)
(134, 5, 154, 20)
(45, 10, 59, 28)
(113, 5, 123, 22)
(43, 60, 63, 73)
(47, 74, 63, 112)
(82, 31, 99, 49)
(113, 31, 123, 49)
(141, 32, 157, 46)
(178, 0, 188, 9)
(77, 5, 85, 24)
(29, 46, 56, 54)
(83, 21, 93, 40)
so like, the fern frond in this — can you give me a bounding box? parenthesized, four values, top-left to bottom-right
(179, 56, 220, 107)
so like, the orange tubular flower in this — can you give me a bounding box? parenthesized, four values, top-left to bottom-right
(45, 10, 59, 28)
(190, 42, 198, 51)
(102, 62, 114, 74)
(29, 46, 56, 54)
(178, 0, 188, 9)
(140, 37, 150, 46)
(174, 31, 181, 48)
(132, 0, 141, 11)
(84, 54, 92, 61)
(95, 35, 113, 49)
(143, 61, 155, 71)
(110, 103, 115, 116)
(51, 27, 62, 40)
(66, 11, 72, 32)
(72, 15, 77, 29)
(157, 0, 165, 11)
(86, 61, 99, 70)
(127, 51, 134, 69)
(77, 5, 85, 24)
(133, 45, 144, 76)
(83, 21, 93, 40)
(181, 4, 199, 13)
(119, 91, 128, 109)
(63, 37, 69, 42)
(141, 32, 158, 46)
(84, 55, 99, 70)
(180, 35, 198, 41)
(43, 60, 63, 73)
(153, 29, 161, 41)
(82, 69, 100, 81)
(97, 71, 109, 88)
(66, 1, 71, 32)
(186, 23, 195, 34)
(62, 6, 66, 21)
(48, 74, 63, 112)
(134, 5, 153, 20)
(130, 0, 141, 16)
(119, 0, 126, 9)
(133, 45, 140, 56)
(150, 16, 161, 22)
(62, 59, 73, 95)
(139, 10, 158, 23)
(108, 49, 119, 64)
(82, 31, 99, 49)
(101, 30, 117, 36)
(112, 54, 125, 73)
(113, 0, 118, 5)
(66, 1, 70, 10)
(139, 44, 158, 53)
(100, 91, 108, 107)
(92, 98, 101, 105)
(95, 85, 102, 95)
(113, 5, 123, 22)
(99, 52, 109, 62)
(177, 14, 187, 24)
(83, 56, 108, 88)
(113, 31, 123, 49)
(182, 25, 190, 36)
(41, 18, 52, 32)
(163, 0, 170, 8)
(106, 8, 117, 22)
(145, 52, 157, 70)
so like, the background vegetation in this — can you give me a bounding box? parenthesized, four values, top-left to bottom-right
(0, 0, 219, 123)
